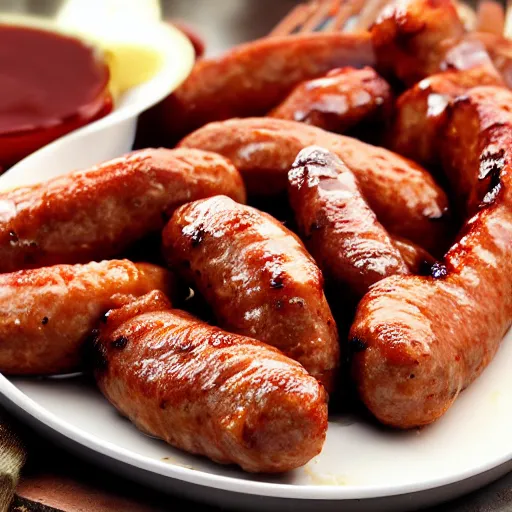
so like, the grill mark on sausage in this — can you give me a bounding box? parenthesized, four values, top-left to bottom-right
(430, 262, 448, 279)
(348, 337, 368, 353)
(111, 336, 129, 350)
(480, 146, 505, 205)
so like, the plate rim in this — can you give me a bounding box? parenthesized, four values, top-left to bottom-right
(1, 374, 511, 502)
(0, 18, 509, 501)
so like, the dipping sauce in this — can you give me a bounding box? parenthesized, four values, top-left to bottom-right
(0, 23, 113, 171)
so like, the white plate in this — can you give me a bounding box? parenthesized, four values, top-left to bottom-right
(0, 327, 510, 511)
(0, 13, 510, 512)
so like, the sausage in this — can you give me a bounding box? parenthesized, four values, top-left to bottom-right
(474, 1, 505, 35)
(270, 67, 392, 135)
(371, 0, 490, 86)
(389, 64, 503, 169)
(139, 32, 374, 144)
(162, 195, 339, 391)
(93, 290, 328, 473)
(288, 146, 410, 302)
(179, 118, 451, 254)
(442, 87, 512, 216)
(349, 86, 512, 428)
(0, 260, 171, 375)
(0, 148, 245, 273)
(475, 32, 512, 89)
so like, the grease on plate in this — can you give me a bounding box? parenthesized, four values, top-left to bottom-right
(303, 462, 348, 486)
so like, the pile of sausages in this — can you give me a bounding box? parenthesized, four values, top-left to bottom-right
(1, 0, 511, 473)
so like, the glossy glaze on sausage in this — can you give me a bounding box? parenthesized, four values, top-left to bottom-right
(270, 67, 392, 135)
(476, 31, 512, 89)
(389, 65, 503, 168)
(141, 32, 374, 145)
(0, 148, 245, 272)
(162, 195, 339, 390)
(288, 146, 410, 302)
(442, 88, 512, 216)
(350, 86, 512, 428)
(179, 118, 451, 254)
(0, 260, 171, 375)
(93, 291, 328, 473)
(371, 0, 479, 86)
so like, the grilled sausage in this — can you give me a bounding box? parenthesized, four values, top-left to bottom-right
(270, 67, 392, 135)
(162, 195, 339, 390)
(140, 32, 374, 145)
(179, 118, 451, 254)
(93, 290, 328, 473)
(442, 88, 512, 216)
(350, 86, 512, 428)
(371, 0, 479, 86)
(288, 146, 410, 302)
(0, 148, 245, 272)
(476, 31, 512, 88)
(0, 260, 171, 375)
(389, 65, 503, 168)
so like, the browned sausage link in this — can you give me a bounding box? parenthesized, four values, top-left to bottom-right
(270, 67, 392, 134)
(390, 236, 436, 274)
(350, 86, 512, 428)
(475, 1, 505, 35)
(179, 118, 451, 254)
(93, 291, 328, 473)
(0, 260, 171, 375)
(389, 65, 503, 169)
(442, 87, 512, 215)
(475, 32, 512, 89)
(288, 146, 410, 302)
(0, 148, 245, 273)
(371, 0, 491, 86)
(162, 195, 339, 391)
(140, 32, 374, 144)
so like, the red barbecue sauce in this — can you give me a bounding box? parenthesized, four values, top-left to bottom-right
(0, 23, 113, 171)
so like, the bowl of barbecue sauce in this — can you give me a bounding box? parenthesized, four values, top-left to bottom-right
(0, 22, 113, 171)
(0, 5, 195, 186)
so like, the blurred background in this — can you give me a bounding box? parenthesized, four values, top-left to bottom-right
(0, 0, 301, 55)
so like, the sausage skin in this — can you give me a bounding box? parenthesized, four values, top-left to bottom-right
(93, 291, 328, 473)
(350, 86, 512, 428)
(179, 118, 451, 254)
(141, 32, 374, 144)
(288, 146, 409, 302)
(0, 260, 171, 375)
(475, 32, 512, 89)
(0, 148, 245, 272)
(270, 67, 392, 134)
(162, 195, 339, 391)
(371, 0, 479, 86)
(389, 65, 503, 168)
